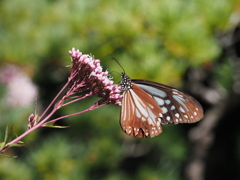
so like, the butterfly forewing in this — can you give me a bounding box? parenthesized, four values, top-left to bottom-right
(132, 79, 204, 125)
(120, 84, 163, 138)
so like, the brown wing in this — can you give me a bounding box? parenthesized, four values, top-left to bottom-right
(120, 84, 163, 138)
(132, 80, 204, 125)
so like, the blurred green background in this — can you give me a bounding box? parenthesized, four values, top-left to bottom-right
(1, 0, 240, 179)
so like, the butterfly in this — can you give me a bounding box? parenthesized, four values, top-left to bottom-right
(120, 72, 204, 138)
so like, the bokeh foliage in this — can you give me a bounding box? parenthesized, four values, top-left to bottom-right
(0, 0, 239, 179)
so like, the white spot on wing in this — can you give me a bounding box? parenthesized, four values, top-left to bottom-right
(130, 89, 148, 117)
(166, 116, 171, 121)
(173, 95, 189, 111)
(175, 113, 179, 118)
(147, 107, 157, 123)
(171, 105, 175, 110)
(154, 97, 164, 106)
(165, 100, 171, 104)
(136, 109, 141, 118)
(172, 89, 179, 94)
(158, 117, 162, 123)
(162, 107, 168, 114)
(136, 84, 167, 98)
(148, 117, 153, 125)
(148, 104, 154, 109)
(179, 107, 185, 113)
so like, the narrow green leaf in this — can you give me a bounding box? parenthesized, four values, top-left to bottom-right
(35, 115, 40, 123)
(3, 124, 9, 146)
(4, 123, 16, 144)
(0, 154, 17, 158)
(33, 99, 40, 123)
(0, 142, 4, 147)
(8, 143, 25, 147)
(3, 124, 14, 148)
(43, 122, 69, 128)
(47, 125, 70, 128)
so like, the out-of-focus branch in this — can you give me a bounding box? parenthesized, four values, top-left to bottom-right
(185, 99, 226, 180)
(184, 21, 240, 180)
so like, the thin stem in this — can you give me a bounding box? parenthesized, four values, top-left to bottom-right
(45, 102, 108, 124)
(2, 99, 108, 152)
(4, 105, 59, 150)
(40, 81, 70, 120)
(4, 113, 55, 150)
(62, 92, 93, 107)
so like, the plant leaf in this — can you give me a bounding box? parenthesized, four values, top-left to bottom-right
(8, 142, 25, 147)
(0, 142, 5, 149)
(3, 123, 15, 147)
(43, 122, 69, 128)
(0, 153, 17, 158)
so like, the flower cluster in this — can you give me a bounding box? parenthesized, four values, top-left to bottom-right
(69, 48, 122, 106)
(0, 48, 123, 155)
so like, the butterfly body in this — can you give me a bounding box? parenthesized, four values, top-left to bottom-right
(120, 73, 204, 138)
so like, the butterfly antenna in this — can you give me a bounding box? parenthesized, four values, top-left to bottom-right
(109, 71, 121, 76)
(108, 54, 125, 74)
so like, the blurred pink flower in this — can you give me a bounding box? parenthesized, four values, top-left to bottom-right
(0, 65, 38, 107)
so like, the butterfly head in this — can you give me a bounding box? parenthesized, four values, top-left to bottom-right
(120, 73, 132, 92)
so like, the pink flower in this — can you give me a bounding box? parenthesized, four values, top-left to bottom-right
(0, 65, 38, 107)
(68, 48, 122, 106)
